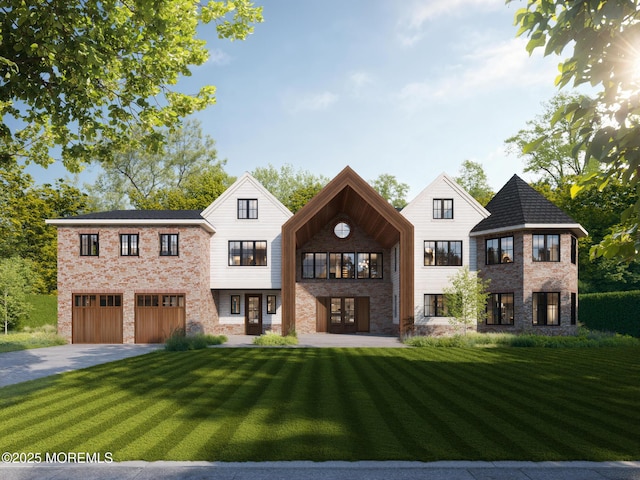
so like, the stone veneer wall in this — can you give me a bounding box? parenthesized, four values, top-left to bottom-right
(476, 230, 579, 335)
(57, 225, 217, 343)
(294, 215, 394, 334)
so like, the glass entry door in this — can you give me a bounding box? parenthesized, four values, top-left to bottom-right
(329, 297, 356, 333)
(245, 295, 262, 335)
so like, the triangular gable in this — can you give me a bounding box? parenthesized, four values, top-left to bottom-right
(402, 172, 490, 219)
(201, 172, 293, 223)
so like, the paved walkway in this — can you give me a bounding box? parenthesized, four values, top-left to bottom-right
(1, 460, 639, 480)
(221, 333, 409, 348)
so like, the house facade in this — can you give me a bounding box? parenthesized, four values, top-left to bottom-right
(47, 167, 587, 343)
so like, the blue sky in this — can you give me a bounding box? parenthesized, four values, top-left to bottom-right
(29, 0, 571, 202)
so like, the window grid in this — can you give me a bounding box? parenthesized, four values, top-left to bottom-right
(486, 236, 513, 264)
(80, 234, 99, 256)
(424, 294, 447, 317)
(228, 241, 267, 266)
(159, 234, 179, 256)
(487, 293, 514, 325)
(424, 241, 462, 266)
(120, 234, 139, 256)
(231, 295, 241, 314)
(533, 292, 560, 326)
(237, 199, 258, 219)
(267, 295, 276, 314)
(433, 199, 453, 219)
(533, 234, 560, 262)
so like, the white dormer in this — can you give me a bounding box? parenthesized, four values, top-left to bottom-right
(202, 172, 293, 289)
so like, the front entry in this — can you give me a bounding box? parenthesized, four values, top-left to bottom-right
(245, 295, 262, 335)
(329, 297, 356, 334)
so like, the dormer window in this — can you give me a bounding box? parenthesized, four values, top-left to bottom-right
(433, 199, 453, 219)
(238, 199, 258, 219)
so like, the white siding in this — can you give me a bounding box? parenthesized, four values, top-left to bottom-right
(402, 173, 488, 323)
(202, 173, 292, 289)
(217, 290, 282, 327)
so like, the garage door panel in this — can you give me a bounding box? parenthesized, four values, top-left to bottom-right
(135, 294, 185, 343)
(72, 295, 123, 344)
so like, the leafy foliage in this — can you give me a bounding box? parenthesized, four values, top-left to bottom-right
(164, 330, 227, 351)
(251, 163, 329, 213)
(370, 173, 410, 209)
(508, 0, 640, 261)
(252, 331, 298, 346)
(0, 0, 262, 170)
(580, 290, 640, 337)
(443, 267, 491, 334)
(0, 326, 66, 353)
(454, 160, 494, 206)
(0, 257, 36, 332)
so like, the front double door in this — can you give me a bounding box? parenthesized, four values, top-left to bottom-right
(245, 295, 262, 335)
(329, 297, 356, 334)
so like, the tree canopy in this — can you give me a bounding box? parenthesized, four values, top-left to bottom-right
(370, 173, 410, 209)
(0, 0, 262, 171)
(454, 160, 494, 206)
(508, 0, 640, 260)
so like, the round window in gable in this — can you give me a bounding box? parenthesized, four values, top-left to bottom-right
(334, 222, 351, 239)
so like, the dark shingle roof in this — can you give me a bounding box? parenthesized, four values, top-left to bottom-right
(56, 210, 204, 221)
(471, 175, 580, 233)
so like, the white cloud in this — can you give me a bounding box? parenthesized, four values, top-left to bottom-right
(397, 0, 503, 47)
(285, 91, 339, 113)
(208, 48, 231, 66)
(348, 71, 374, 89)
(394, 37, 557, 110)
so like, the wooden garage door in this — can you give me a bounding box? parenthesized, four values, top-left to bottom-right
(135, 294, 186, 343)
(72, 294, 123, 343)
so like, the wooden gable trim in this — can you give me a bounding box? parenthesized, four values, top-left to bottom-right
(281, 166, 414, 337)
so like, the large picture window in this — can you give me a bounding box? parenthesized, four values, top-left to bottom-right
(533, 234, 560, 262)
(238, 199, 258, 219)
(486, 236, 513, 264)
(533, 292, 560, 326)
(424, 241, 462, 266)
(229, 241, 267, 266)
(433, 199, 453, 219)
(80, 234, 99, 256)
(120, 234, 139, 256)
(302, 253, 328, 279)
(160, 234, 179, 256)
(487, 293, 514, 325)
(357, 253, 382, 279)
(424, 294, 447, 317)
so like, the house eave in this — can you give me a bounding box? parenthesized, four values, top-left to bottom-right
(470, 223, 588, 238)
(45, 218, 216, 234)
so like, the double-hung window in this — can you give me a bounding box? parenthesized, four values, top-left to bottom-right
(238, 199, 258, 219)
(424, 294, 447, 317)
(533, 234, 560, 262)
(487, 293, 514, 325)
(120, 234, 139, 256)
(229, 241, 267, 266)
(533, 292, 560, 325)
(160, 234, 179, 256)
(80, 234, 99, 256)
(486, 236, 513, 264)
(424, 241, 462, 266)
(433, 199, 453, 219)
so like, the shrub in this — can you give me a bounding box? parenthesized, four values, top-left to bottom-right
(580, 291, 640, 337)
(252, 331, 298, 346)
(164, 330, 227, 351)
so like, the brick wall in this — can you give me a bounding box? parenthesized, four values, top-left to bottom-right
(57, 225, 217, 343)
(294, 215, 394, 334)
(476, 230, 579, 335)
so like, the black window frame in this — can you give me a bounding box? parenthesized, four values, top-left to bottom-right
(237, 198, 258, 219)
(120, 233, 139, 257)
(231, 295, 241, 314)
(424, 294, 447, 317)
(433, 198, 453, 219)
(487, 293, 514, 325)
(302, 252, 328, 279)
(532, 234, 560, 262)
(267, 295, 277, 314)
(486, 236, 514, 264)
(571, 236, 577, 264)
(424, 240, 462, 266)
(79, 234, 99, 256)
(159, 233, 179, 256)
(228, 240, 268, 266)
(532, 292, 561, 326)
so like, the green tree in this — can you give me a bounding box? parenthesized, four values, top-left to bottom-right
(454, 160, 494, 206)
(251, 164, 329, 212)
(370, 173, 410, 209)
(505, 93, 590, 188)
(88, 120, 232, 210)
(0, 0, 263, 171)
(443, 267, 491, 335)
(508, 0, 640, 260)
(0, 257, 36, 333)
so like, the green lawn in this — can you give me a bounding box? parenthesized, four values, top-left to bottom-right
(0, 347, 638, 462)
(24, 294, 57, 329)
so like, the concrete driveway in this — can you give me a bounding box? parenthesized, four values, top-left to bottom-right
(0, 344, 161, 388)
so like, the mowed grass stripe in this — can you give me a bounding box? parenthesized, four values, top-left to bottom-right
(431, 348, 639, 458)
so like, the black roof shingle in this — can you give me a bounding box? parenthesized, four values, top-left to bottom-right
(471, 175, 580, 233)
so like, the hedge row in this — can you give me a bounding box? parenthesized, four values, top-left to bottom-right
(580, 290, 640, 337)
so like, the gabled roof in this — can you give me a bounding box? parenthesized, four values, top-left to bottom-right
(201, 171, 292, 221)
(401, 172, 489, 218)
(470, 175, 587, 237)
(46, 210, 215, 233)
